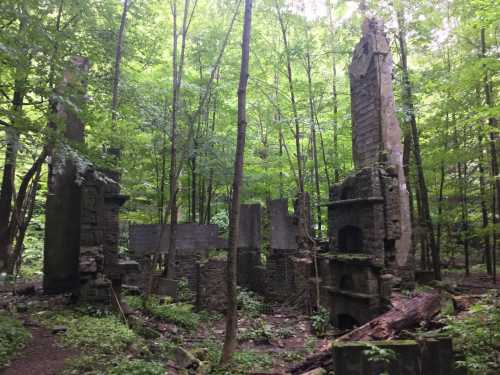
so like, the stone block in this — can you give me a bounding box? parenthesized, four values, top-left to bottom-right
(332, 340, 421, 375)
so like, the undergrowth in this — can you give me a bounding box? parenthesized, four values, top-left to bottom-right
(191, 339, 273, 375)
(443, 293, 500, 374)
(145, 297, 200, 330)
(36, 309, 167, 374)
(0, 313, 31, 368)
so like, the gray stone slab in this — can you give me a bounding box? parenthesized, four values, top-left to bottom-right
(269, 199, 298, 250)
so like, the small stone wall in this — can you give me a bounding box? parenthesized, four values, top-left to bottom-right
(196, 258, 227, 312)
(332, 337, 465, 375)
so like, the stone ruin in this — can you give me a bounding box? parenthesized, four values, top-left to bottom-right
(43, 57, 137, 302)
(127, 198, 315, 310)
(127, 204, 263, 306)
(322, 17, 413, 328)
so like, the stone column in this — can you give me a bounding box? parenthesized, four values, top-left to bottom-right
(43, 57, 89, 294)
(349, 18, 412, 277)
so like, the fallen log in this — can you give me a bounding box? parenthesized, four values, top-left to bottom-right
(289, 293, 441, 374)
(338, 292, 441, 341)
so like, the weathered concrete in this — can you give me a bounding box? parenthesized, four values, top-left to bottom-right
(44, 57, 134, 299)
(44, 57, 89, 294)
(269, 199, 298, 251)
(349, 17, 412, 276)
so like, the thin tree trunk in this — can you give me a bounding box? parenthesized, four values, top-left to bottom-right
(221, 0, 252, 364)
(0, 11, 29, 271)
(305, 52, 322, 237)
(327, 0, 339, 183)
(276, 3, 308, 245)
(397, 9, 440, 279)
(481, 27, 498, 283)
(166, 0, 194, 278)
(111, 0, 131, 125)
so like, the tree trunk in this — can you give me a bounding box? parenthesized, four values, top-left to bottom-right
(221, 0, 252, 364)
(0, 12, 29, 271)
(305, 52, 322, 237)
(397, 9, 440, 279)
(481, 27, 498, 283)
(111, 0, 130, 125)
(327, 0, 339, 183)
(276, 3, 308, 245)
(166, 0, 192, 278)
(339, 293, 441, 342)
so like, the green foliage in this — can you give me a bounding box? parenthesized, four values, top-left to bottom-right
(443, 294, 500, 374)
(363, 343, 397, 367)
(239, 319, 273, 343)
(146, 297, 199, 330)
(0, 313, 31, 368)
(237, 287, 264, 318)
(106, 358, 164, 375)
(190, 339, 273, 374)
(177, 277, 195, 302)
(123, 295, 144, 311)
(310, 307, 330, 337)
(47, 313, 137, 354)
(17, 228, 44, 279)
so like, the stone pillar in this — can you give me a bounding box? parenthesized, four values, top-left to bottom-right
(238, 204, 262, 290)
(349, 18, 412, 277)
(43, 57, 89, 294)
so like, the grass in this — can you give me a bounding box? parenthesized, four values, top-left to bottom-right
(0, 313, 31, 369)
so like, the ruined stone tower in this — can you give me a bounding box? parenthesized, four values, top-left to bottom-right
(325, 17, 413, 328)
(44, 57, 134, 300)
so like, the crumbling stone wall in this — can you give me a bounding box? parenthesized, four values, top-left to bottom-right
(323, 17, 414, 327)
(44, 57, 133, 300)
(196, 257, 227, 312)
(332, 337, 464, 375)
(349, 17, 412, 275)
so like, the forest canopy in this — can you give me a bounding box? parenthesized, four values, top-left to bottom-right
(0, 0, 499, 276)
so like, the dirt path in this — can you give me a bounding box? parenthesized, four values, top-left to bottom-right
(1, 324, 76, 375)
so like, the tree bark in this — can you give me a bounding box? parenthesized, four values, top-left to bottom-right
(481, 27, 498, 283)
(221, 0, 252, 364)
(327, 0, 339, 183)
(111, 0, 131, 125)
(166, 0, 193, 278)
(396, 9, 440, 279)
(276, 3, 308, 245)
(338, 293, 441, 341)
(305, 52, 322, 237)
(0, 10, 29, 271)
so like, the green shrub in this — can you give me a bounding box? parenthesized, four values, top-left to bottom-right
(311, 307, 330, 337)
(237, 287, 264, 318)
(44, 312, 137, 354)
(211, 350, 273, 375)
(239, 319, 273, 343)
(123, 295, 144, 310)
(0, 313, 31, 368)
(177, 278, 195, 302)
(106, 358, 165, 375)
(443, 294, 500, 374)
(146, 297, 199, 330)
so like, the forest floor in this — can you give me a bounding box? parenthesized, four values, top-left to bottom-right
(0, 270, 498, 374)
